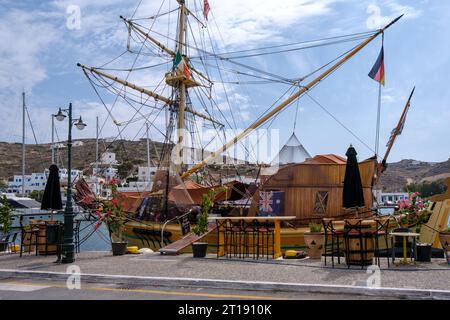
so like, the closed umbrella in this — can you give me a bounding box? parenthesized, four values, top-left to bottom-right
(342, 145, 365, 209)
(41, 164, 63, 211)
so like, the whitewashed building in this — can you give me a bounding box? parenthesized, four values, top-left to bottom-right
(7, 169, 83, 194)
(93, 167, 118, 181)
(375, 190, 409, 205)
(138, 166, 158, 182)
(100, 151, 118, 165)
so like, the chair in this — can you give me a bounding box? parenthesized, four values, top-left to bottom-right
(373, 217, 390, 267)
(20, 219, 39, 257)
(344, 219, 366, 269)
(391, 227, 417, 263)
(322, 218, 344, 267)
(74, 220, 81, 253)
(0, 232, 18, 253)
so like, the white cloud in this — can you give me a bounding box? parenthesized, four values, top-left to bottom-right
(202, 0, 336, 47)
(0, 9, 61, 141)
(0, 10, 59, 93)
(366, 1, 421, 30)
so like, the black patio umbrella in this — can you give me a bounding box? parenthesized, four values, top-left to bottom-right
(41, 164, 63, 210)
(342, 145, 365, 209)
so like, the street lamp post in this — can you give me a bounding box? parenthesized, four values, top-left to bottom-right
(55, 103, 86, 263)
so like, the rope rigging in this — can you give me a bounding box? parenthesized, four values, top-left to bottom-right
(79, 0, 390, 188)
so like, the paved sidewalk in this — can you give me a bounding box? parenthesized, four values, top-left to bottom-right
(0, 251, 449, 298)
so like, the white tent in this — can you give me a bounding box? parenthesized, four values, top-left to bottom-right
(271, 133, 311, 165)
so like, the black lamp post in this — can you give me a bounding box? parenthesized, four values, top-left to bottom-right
(55, 103, 86, 263)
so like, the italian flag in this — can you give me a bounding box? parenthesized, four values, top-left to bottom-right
(174, 51, 190, 79)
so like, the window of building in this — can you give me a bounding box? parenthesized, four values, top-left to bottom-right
(314, 191, 329, 214)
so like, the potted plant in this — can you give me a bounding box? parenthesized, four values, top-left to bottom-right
(0, 195, 13, 252)
(191, 190, 215, 258)
(303, 222, 324, 259)
(100, 179, 128, 256)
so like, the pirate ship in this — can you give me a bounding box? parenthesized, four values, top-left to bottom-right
(75, 1, 449, 253)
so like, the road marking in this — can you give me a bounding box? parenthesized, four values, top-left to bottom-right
(0, 283, 49, 292)
(8, 281, 285, 299)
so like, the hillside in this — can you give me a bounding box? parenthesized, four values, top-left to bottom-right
(0, 139, 257, 185)
(379, 159, 450, 192)
(0, 139, 448, 192)
(0, 139, 168, 182)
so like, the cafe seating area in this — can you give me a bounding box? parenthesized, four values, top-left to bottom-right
(211, 216, 295, 260)
(16, 218, 81, 257)
(322, 217, 420, 268)
(216, 219, 275, 260)
(208, 215, 426, 267)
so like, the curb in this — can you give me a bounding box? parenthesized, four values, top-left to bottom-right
(0, 269, 449, 299)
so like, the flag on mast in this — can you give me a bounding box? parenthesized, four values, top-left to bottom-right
(174, 51, 190, 79)
(385, 87, 415, 147)
(368, 46, 385, 86)
(204, 0, 210, 20)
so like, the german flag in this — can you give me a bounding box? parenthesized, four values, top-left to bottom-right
(368, 46, 385, 86)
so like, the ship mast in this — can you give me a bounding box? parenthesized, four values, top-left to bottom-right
(176, 0, 187, 174)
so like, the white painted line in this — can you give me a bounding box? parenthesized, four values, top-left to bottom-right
(0, 283, 49, 292)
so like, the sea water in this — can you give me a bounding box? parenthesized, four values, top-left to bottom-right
(11, 220, 111, 252)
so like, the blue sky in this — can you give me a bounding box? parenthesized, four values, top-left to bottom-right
(0, 0, 449, 163)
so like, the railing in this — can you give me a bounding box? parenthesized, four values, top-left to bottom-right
(160, 210, 193, 248)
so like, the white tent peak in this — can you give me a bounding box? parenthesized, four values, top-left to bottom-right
(272, 132, 311, 165)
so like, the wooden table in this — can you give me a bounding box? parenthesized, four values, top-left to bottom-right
(328, 219, 376, 231)
(208, 216, 296, 259)
(390, 232, 420, 264)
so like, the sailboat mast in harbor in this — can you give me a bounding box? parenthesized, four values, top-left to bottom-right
(22, 91, 26, 196)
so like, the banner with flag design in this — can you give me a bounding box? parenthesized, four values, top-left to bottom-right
(258, 191, 284, 216)
(368, 46, 385, 86)
(174, 51, 190, 79)
(204, 0, 210, 20)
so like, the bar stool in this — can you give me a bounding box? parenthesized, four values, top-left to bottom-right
(322, 218, 344, 267)
(224, 219, 243, 258)
(243, 219, 259, 259)
(256, 220, 275, 260)
(373, 217, 390, 267)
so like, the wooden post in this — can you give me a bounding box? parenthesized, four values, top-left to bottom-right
(218, 221, 225, 257)
(274, 220, 281, 259)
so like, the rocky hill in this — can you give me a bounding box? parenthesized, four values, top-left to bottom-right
(0, 139, 448, 192)
(379, 159, 450, 192)
(0, 139, 167, 183)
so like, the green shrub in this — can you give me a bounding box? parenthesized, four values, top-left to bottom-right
(309, 222, 323, 233)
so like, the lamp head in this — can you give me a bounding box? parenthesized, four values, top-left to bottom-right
(75, 117, 87, 130)
(55, 108, 66, 121)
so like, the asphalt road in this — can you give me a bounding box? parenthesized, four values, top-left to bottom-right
(0, 278, 379, 300)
